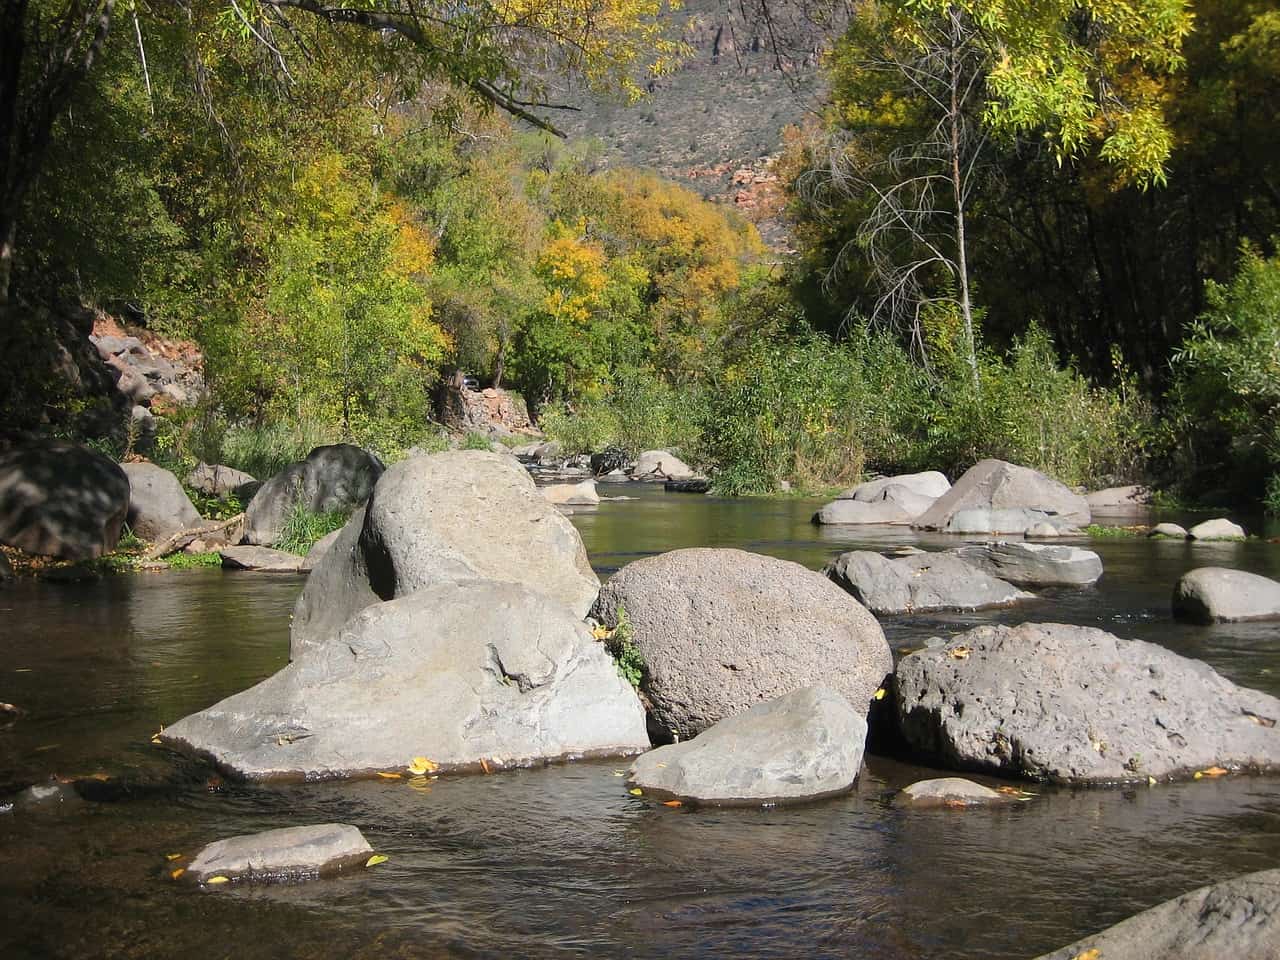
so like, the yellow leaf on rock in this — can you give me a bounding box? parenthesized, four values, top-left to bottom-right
(1199, 766, 1229, 778)
(407, 757, 439, 776)
(166, 853, 183, 861)
(591, 625, 614, 640)
(480, 758, 491, 774)
(170, 868, 185, 880)
(1070, 949, 1101, 960)
(376, 772, 402, 780)
(629, 788, 643, 796)
(205, 876, 230, 885)
(948, 646, 971, 660)
(663, 800, 683, 807)
(366, 854, 389, 867)
(873, 688, 887, 701)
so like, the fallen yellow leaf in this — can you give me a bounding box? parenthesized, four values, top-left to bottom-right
(662, 800, 683, 807)
(873, 687, 887, 701)
(480, 758, 491, 774)
(612, 771, 626, 777)
(170, 867, 185, 880)
(591, 624, 614, 640)
(1148, 776, 1157, 786)
(376, 772, 402, 780)
(629, 788, 643, 796)
(948, 646, 971, 660)
(1070, 949, 1101, 960)
(1199, 766, 1229, 778)
(407, 757, 439, 776)
(165, 853, 183, 861)
(205, 876, 230, 885)
(365, 854, 389, 867)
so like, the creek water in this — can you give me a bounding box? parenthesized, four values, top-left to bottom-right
(2, 484, 1280, 959)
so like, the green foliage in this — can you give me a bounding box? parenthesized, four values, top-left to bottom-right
(603, 604, 646, 689)
(461, 432, 492, 450)
(217, 420, 336, 481)
(187, 491, 244, 523)
(1083, 524, 1140, 539)
(540, 367, 701, 458)
(1265, 475, 1280, 517)
(163, 552, 224, 570)
(274, 501, 350, 557)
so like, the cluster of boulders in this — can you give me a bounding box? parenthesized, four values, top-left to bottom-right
(512, 442, 700, 485)
(90, 331, 203, 450)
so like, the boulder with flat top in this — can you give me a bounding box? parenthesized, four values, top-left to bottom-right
(913, 459, 1089, 534)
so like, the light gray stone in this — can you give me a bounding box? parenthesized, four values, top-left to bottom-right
(187, 463, 256, 499)
(1151, 522, 1189, 539)
(1086, 484, 1150, 509)
(592, 548, 890, 741)
(812, 498, 911, 526)
(1172, 568, 1280, 624)
(627, 687, 867, 805)
(913, 459, 1090, 533)
(824, 551, 1032, 615)
(242, 444, 383, 546)
(632, 450, 695, 480)
(291, 451, 599, 658)
(300, 529, 342, 572)
(1188, 518, 1247, 541)
(161, 580, 649, 780)
(839, 471, 951, 502)
(186, 823, 372, 884)
(951, 541, 1103, 587)
(1031, 868, 1280, 960)
(896, 777, 1009, 808)
(1023, 521, 1062, 539)
(219, 546, 304, 573)
(540, 479, 600, 505)
(121, 462, 201, 542)
(896, 622, 1280, 784)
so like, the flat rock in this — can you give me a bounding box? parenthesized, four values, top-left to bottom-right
(540, 479, 600, 505)
(824, 551, 1032, 615)
(951, 541, 1103, 587)
(121, 462, 201, 542)
(291, 451, 600, 658)
(632, 450, 695, 480)
(592, 548, 891, 741)
(242, 444, 383, 546)
(627, 687, 867, 805)
(812, 498, 911, 525)
(1086, 484, 1150, 508)
(219, 546, 304, 572)
(162, 580, 648, 780)
(896, 777, 1008, 808)
(186, 823, 372, 884)
(1188, 518, 1246, 541)
(1172, 567, 1280, 623)
(913, 459, 1090, 533)
(838, 471, 951, 502)
(895, 622, 1280, 784)
(1151, 522, 1189, 539)
(187, 463, 256, 500)
(1031, 867, 1280, 960)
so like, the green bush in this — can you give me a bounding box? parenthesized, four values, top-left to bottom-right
(462, 431, 493, 450)
(274, 500, 351, 556)
(540, 367, 701, 458)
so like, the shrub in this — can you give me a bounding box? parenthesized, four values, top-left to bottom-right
(540, 366, 701, 458)
(274, 500, 350, 556)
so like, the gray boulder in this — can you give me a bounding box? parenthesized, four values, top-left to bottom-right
(1151, 522, 1189, 539)
(895, 622, 1280, 784)
(120, 462, 201, 542)
(896, 777, 1009, 808)
(291, 451, 599, 658)
(1188, 518, 1247, 541)
(913, 459, 1090, 533)
(1023, 521, 1062, 539)
(1172, 568, 1280, 624)
(187, 463, 256, 500)
(1031, 868, 1280, 960)
(219, 546, 304, 573)
(0, 441, 129, 560)
(242, 444, 383, 546)
(627, 687, 867, 805)
(824, 551, 1032, 615)
(512, 441, 562, 465)
(160, 580, 649, 780)
(540, 479, 600, 506)
(300, 529, 342, 571)
(838, 470, 951, 502)
(1086, 484, 1150, 509)
(951, 541, 1103, 587)
(186, 823, 372, 884)
(591, 547, 891, 741)
(632, 450, 695, 480)
(812, 498, 911, 526)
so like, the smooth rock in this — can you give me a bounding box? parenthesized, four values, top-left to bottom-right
(187, 463, 256, 500)
(1188, 518, 1246, 541)
(824, 551, 1032, 615)
(1150, 522, 1189, 539)
(838, 471, 951, 502)
(591, 547, 891, 741)
(951, 541, 1103, 587)
(219, 545, 304, 572)
(896, 777, 1008, 808)
(627, 687, 867, 805)
(1086, 484, 1150, 509)
(895, 622, 1280, 783)
(186, 823, 372, 884)
(300, 529, 342, 572)
(540, 479, 600, 506)
(291, 451, 599, 658)
(812, 498, 911, 526)
(512, 441, 562, 464)
(1023, 521, 1062, 539)
(913, 459, 1090, 533)
(632, 450, 695, 480)
(13, 782, 80, 810)
(0, 441, 129, 560)
(1172, 567, 1280, 623)
(120, 462, 201, 542)
(161, 580, 649, 780)
(1031, 868, 1280, 960)
(242, 444, 383, 546)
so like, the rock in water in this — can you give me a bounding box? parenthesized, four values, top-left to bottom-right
(291, 451, 599, 657)
(895, 622, 1280, 784)
(1031, 868, 1280, 960)
(627, 687, 867, 805)
(913, 459, 1089, 534)
(242, 444, 383, 546)
(837, 471, 951, 502)
(824, 551, 1032, 615)
(950, 541, 1103, 587)
(540, 479, 600, 505)
(0, 441, 129, 560)
(896, 777, 1009, 808)
(1150, 522, 1189, 539)
(1173, 567, 1280, 623)
(186, 824, 372, 883)
(161, 580, 648, 780)
(632, 450, 695, 480)
(591, 547, 891, 741)
(1188, 517, 1247, 541)
(120, 462, 201, 541)
(812, 498, 912, 526)
(219, 546, 304, 573)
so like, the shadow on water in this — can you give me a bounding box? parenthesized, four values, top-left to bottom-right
(3, 486, 1280, 959)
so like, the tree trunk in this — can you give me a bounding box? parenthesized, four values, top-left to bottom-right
(948, 11, 978, 390)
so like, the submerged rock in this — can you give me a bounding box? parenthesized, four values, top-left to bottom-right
(186, 823, 372, 884)
(291, 451, 600, 658)
(627, 687, 866, 805)
(896, 777, 1009, 809)
(121, 462, 201, 541)
(824, 550, 1032, 615)
(950, 541, 1103, 587)
(1031, 867, 1280, 960)
(540, 479, 600, 506)
(1188, 518, 1246, 541)
(592, 547, 890, 741)
(219, 545, 304, 573)
(161, 580, 648, 781)
(242, 444, 383, 546)
(895, 622, 1280, 784)
(1172, 567, 1280, 623)
(913, 459, 1090, 534)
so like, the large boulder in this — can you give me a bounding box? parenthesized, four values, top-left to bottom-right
(160, 580, 649, 780)
(1086, 484, 1150, 510)
(627, 687, 867, 805)
(632, 450, 695, 480)
(824, 551, 1032, 615)
(591, 547, 891, 741)
(895, 622, 1280, 784)
(913, 459, 1090, 534)
(950, 541, 1103, 587)
(120, 462, 201, 542)
(838, 471, 951, 502)
(186, 824, 372, 884)
(186, 463, 256, 500)
(812, 498, 912, 526)
(1188, 517, 1247, 541)
(1032, 868, 1280, 960)
(291, 451, 600, 658)
(0, 441, 129, 560)
(242, 444, 383, 546)
(1172, 568, 1280, 624)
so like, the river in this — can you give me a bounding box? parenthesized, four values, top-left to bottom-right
(2, 485, 1279, 959)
